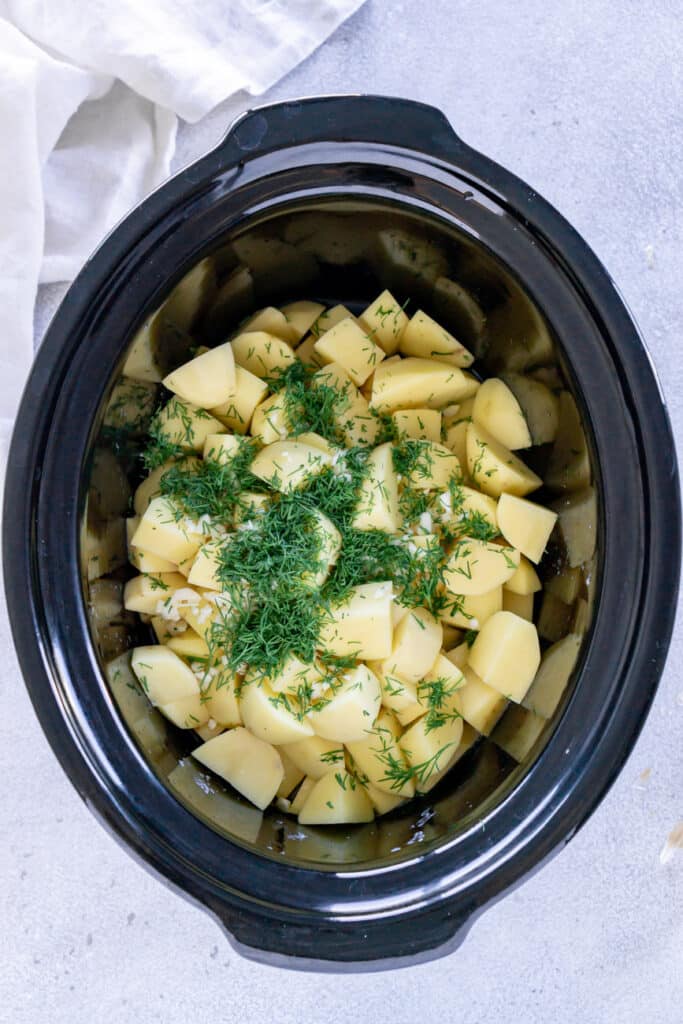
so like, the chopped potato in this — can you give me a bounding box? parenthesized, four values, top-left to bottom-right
(241, 306, 299, 345)
(250, 439, 332, 492)
(468, 611, 541, 702)
(371, 357, 470, 412)
(193, 728, 284, 810)
(380, 606, 443, 684)
(498, 493, 557, 563)
(472, 377, 532, 450)
(210, 365, 268, 434)
(282, 735, 345, 779)
(443, 539, 520, 596)
(318, 582, 394, 660)
(314, 317, 385, 386)
(391, 408, 442, 442)
(163, 341, 236, 409)
(359, 289, 408, 354)
(310, 664, 382, 743)
(352, 442, 401, 533)
(297, 771, 374, 825)
(399, 309, 474, 367)
(231, 331, 297, 378)
(280, 300, 326, 342)
(240, 674, 314, 745)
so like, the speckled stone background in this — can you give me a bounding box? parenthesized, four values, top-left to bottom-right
(3, 2, 682, 1021)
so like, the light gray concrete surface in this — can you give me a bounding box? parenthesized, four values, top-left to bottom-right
(4, 1, 682, 1021)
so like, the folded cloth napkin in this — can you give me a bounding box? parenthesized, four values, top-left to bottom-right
(0, 0, 365, 457)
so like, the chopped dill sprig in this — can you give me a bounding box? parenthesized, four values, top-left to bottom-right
(158, 439, 262, 523)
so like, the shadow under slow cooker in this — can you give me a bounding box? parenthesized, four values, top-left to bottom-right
(83, 199, 598, 867)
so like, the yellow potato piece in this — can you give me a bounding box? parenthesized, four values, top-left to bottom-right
(347, 708, 415, 797)
(200, 667, 242, 728)
(435, 483, 498, 535)
(202, 432, 244, 464)
(166, 628, 209, 659)
(150, 612, 185, 644)
(318, 581, 394, 660)
(314, 317, 385, 386)
(501, 373, 559, 445)
(294, 334, 324, 369)
(399, 309, 474, 367)
(502, 590, 534, 621)
(396, 701, 426, 727)
(416, 722, 479, 794)
(369, 661, 419, 714)
(239, 676, 314, 745)
(302, 510, 342, 588)
(503, 555, 542, 595)
(439, 586, 503, 629)
(403, 441, 461, 491)
(209, 365, 268, 434)
(131, 645, 199, 705)
(297, 771, 374, 825)
(444, 538, 519, 596)
(472, 377, 532, 450)
(310, 304, 356, 336)
(492, 704, 546, 762)
(399, 698, 463, 789)
(277, 751, 306, 798)
(523, 633, 582, 719)
(391, 408, 442, 442)
(193, 727, 284, 810)
(154, 398, 225, 453)
(370, 357, 471, 412)
(468, 611, 541, 702)
(162, 341, 236, 409)
(497, 493, 557, 563)
(267, 654, 324, 697)
(127, 517, 177, 572)
(380, 606, 443, 684)
(249, 392, 291, 445)
(450, 662, 507, 735)
(280, 300, 326, 342)
(358, 289, 409, 355)
(250, 439, 332, 493)
(282, 735, 345, 779)
(352, 442, 401, 533)
(241, 306, 299, 344)
(310, 664, 382, 742)
(187, 540, 224, 591)
(159, 693, 209, 729)
(289, 776, 317, 816)
(466, 422, 542, 497)
(133, 457, 201, 515)
(545, 391, 590, 492)
(310, 362, 380, 447)
(123, 571, 189, 614)
(131, 496, 205, 564)
(365, 784, 407, 815)
(231, 331, 297, 378)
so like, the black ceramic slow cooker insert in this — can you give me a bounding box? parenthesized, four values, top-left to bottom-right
(3, 95, 679, 970)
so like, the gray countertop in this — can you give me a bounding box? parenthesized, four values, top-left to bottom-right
(4, 2, 682, 1021)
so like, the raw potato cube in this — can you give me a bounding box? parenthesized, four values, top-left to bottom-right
(404, 441, 461, 491)
(318, 581, 394, 660)
(313, 317, 385, 386)
(443, 417, 471, 469)
(365, 784, 407, 815)
(416, 653, 466, 713)
(380, 606, 443, 684)
(280, 300, 326, 342)
(133, 459, 202, 516)
(399, 697, 463, 789)
(241, 306, 299, 344)
(472, 378, 532, 450)
(250, 439, 332, 493)
(159, 693, 209, 730)
(282, 736, 345, 779)
(370, 357, 470, 412)
(503, 555, 542, 595)
(550, 486, 597, 567)
(311, 363, 380, 447)
(202, 433, 245, 464)
(277, 752, 306, 798)
(193, 727, 284, 810)
(127, 517, 177, 573)
(131, 645, 199, 705)
(250, 392, 292, 445)
(239, 676, 314, 745)
(123, 572, 188, 614)
(503, 590, 534, 621)
(443, 538, 520, 596)
(523, 633, 582, 719)
(267, 654, 324, 697)
(297, 771, 374, 825)
(347, 708, 415, 797)
(352, 442, 401, 533)
(195, 720, 226, 743)
(289, 777, 317, 816)
(359, 289, 409, 355)
(369, 662, 419, 715)
(166, 629, 209, 659)
(545, 391, 590, 492)
(416, 722, 479, 794)
(310, 304, 356, 337)
(437, 484, 498, 535)
(468, 611, 541, 702)
(163, 341, 236, 409)
(391, 408, 442, 442)
(187, 541, 224, 590)
(396, 700, 427, 727)
(439, 586, 503, 629)
(154, 398, 226, 453)
(492, 704, 546, 762)
(399, 309, 474, 367)
(294, 334, 324, 369)
(309, 664, 382, 742)
(200, 668, 242, 728)
(451, 664, 507, 736)
(497, 493, 557, 563)
(210, 366, 268, 434)
(466, 422, 542, 498)
(501, 373, 559, 445)
(231, 331, 297, 378)
(131, 496, 205, 564)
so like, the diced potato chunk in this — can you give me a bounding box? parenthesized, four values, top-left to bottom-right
(502, 590, 534, 621)
(468, 611, 541, 702)
(202, 432, 244, 464)
(201, 667, 242, 728)
(380, 606, 442, 684)
(187, 540, 224, 590)
(359, 289, 409, 355)
(250, 439, 332, 492)
(523, 633, 582, 719)
(311, 363, 380, 447)
(297, 771, 374, 825)
(466, 422, 542, 497)
(347, 708, 415, 797)
(391, 408, 442, 442)
(310, 304, 355, 336)
(492, 705, 546, 762)
(123, 572, 188, 614)
(314, 317, 385, 386)
(497, 493, 557, 563)
(399, 697, 463, 788)
(159, 693, 208, 729)
(193, 727, 284, 810)
(131, 645, 199, 705)
(503, 555, 542, 595)
(133, 457, 201, 516)
(210, 365, 268, 434)
(282, 735, 345, 779)
(436, 483, 498, 535)
(501, 373, 559, 445)
(231, 331, 297, 378)
(241, 306, 299, 344)
(277, 751, 306, 798)
(443, 539, 519, 596)
(280, 300, 326, 342)
(365, 784, 407, 815)
(162, 341, 236, 408)
(131, 496, 205, 564)
(472, 378, 532, 450)
(166, 629, 209, 659)
(369, 661, 419, 714)
(370, 357, 470, 412)
(310, 664, 382, 742)
(451, 664, 507, 735)
(545, 391, 590, 492)
(239, 676, 314, 745)
(416, 721, 479, 793)
(403, 441, 461, 491)
(302, 510, 342, 588)
(352, 442, 401, 533)
(439, 586, 503, 629)
(399, 309, 474, 367)
(154, 398, 225, 453)
(318, 581, 394, 660)
(250, 392, 291, 445)
(127, 517, 177, 573)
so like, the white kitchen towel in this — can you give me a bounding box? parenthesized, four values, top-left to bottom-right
(0, 0, 366, 448)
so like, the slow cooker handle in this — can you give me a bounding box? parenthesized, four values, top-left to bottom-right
(219, 94, 463, 162)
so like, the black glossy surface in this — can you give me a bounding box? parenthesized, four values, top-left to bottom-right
(3, 95, 680, 969)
